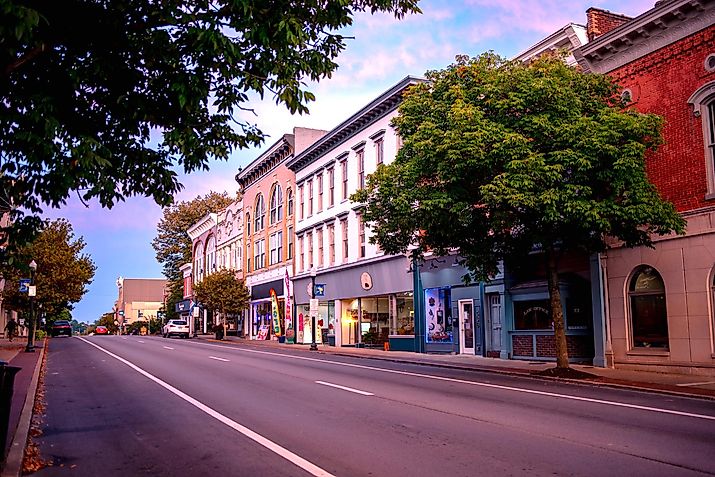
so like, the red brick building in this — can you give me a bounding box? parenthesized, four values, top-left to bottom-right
(577, 0, 715, 375)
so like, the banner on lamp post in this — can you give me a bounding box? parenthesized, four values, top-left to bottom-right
(270, 288, 281, 337)
(284, 271, 294, 343)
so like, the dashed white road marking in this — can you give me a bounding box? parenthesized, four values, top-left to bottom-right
(315, 381, 373, 396)
(163, 346, 174, 350)
(209, 356, 229, 362)
(137, 340, 145, 343)
(77, 337, 335, 477)
(186, 340, 715, 422)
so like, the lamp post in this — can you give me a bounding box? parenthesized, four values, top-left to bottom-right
(310, 267, 318, 351)
(25, 260, 37, 353)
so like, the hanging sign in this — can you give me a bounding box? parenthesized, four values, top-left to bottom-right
(270, 288, 282, 337)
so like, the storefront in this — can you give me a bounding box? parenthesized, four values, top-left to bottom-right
(292, 255, 414, 349)
(249, 278, 285, 340)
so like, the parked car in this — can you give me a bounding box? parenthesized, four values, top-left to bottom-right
(95, 325, 109, 335)
(51, 320, 72, 337)
(163, 319, 190, 339)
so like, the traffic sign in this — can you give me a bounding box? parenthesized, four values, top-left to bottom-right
(19, 278, 30, 292)
(314, 284, 326, 297)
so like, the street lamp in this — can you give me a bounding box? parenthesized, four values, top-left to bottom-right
(310, 267, 318, 351)
(25, 260, 37, 353)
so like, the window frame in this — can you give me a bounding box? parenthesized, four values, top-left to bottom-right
(687, 81, 715, 199)
(628, 265, 669, 350)
(270, 184, 283, 224)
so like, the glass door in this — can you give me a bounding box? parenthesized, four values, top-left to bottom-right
(459, 299, 475, 354)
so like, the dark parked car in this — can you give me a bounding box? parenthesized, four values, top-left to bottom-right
(51, 320, 72, 337)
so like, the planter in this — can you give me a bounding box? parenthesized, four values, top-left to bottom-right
(278, 336, 286, 343)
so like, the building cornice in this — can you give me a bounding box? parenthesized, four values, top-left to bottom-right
(286, 76, 427, 173)
(576, 0, 715, 74)
(514, 23, 588, 65)
(187, 213, 218, 240)
(235, 134, 294, 191)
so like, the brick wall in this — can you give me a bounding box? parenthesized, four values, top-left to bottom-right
(586, 8, 631, 41)
(512, 335, 534, 357)
(607, 26, 715, 213)
(535, 335, 593, 358)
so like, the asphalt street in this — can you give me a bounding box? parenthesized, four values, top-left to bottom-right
(35, 336, 715, 476)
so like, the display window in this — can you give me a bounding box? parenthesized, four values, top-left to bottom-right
(514, 300, 551, 330)
(425, 287, 453, 343)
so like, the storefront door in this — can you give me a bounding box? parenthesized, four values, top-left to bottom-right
(489, 294, 502, 353)
(458, 299, 475, 354)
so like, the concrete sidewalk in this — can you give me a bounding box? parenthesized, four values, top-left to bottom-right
(199, 335, 715, 399)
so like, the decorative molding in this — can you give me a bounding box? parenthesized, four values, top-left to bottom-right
(351, 140, 366, 151)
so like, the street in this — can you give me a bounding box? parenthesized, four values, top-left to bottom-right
(35, 336, 715, 476)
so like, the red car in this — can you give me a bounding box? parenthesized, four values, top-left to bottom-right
(95, 325, 109, 335)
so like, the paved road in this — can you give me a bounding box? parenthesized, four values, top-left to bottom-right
(35, 336, 715, 476)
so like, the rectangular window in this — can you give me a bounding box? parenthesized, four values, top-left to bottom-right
(307, 232, 313, 269)
(341, 218, 348, 260)
(254, 239, 265, 270)
(375, 138, 384, 165)
(298, 185, 304, 220)
(357, 149, 365, 189)
(298, 236, 304, 272)
(328, 168, 335, 207)
(317, 173, 323, 212)
(357, 213, 365, 258)
(308, 179, 313, 217)
(328, 224, 335, 265)
(236, 240, 243, 270)
(269, 232, 282, 265)
(287, 226, 293, 260)
(341, 159, 348, 200)
(317, 228, 324, 267)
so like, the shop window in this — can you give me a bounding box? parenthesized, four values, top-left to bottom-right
(629, 266, 669, 349)
(425, 287, 452, 343)
(392, 293, 414, 335)
(514, 300, 551, 330)
(360, 297, 390, 344)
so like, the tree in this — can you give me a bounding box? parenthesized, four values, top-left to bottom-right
(1, 219, 96, 319)
(96, 312, 118, 334)
(152, 191, 234, 320)
(192, 269, 249, 339)
(0, 0, 420, 248)
(354, 53, 685, 370)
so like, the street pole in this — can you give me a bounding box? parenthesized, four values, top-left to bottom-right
(25, 260, 37, 353)
(310, 268, 318, 351)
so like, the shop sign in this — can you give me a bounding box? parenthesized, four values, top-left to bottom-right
(360, 272, 373, 290)
(284, 271, 293, 343)
(270, 288, 282, 337)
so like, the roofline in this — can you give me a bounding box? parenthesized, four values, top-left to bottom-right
(513, 23, 587, 62)
(286, 75, 427, 173)
(234, 134, 293, 185)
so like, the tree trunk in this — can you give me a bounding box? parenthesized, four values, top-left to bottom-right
(546, 247, 570, 369)
(222, 307, 227, 340)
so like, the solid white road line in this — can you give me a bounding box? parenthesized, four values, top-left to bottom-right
(163, 346, 174, 350)
(188, 341, 715, 422)
(137, 340, 145, 343)
(209, 356, 229, 362)
(315, 381, 374, 396)
(676, 381, 715, 387)
(77, 337, 335, 477)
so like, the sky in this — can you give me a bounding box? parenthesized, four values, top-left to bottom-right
(45, 0, 655, 323)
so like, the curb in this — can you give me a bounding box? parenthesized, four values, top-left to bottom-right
(1, 342, 45, 477)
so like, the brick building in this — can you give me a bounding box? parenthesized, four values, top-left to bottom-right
(576, 0, 715, 375)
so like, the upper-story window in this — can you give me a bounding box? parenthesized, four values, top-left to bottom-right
(255, 194, 265, 232)
(375, 137, 384, 165)
(327, 167, 335, 208)
(317, 173, 324, 213)
(341, 159, 348, 200)
(287, 188, 294, 216)
(357, 213, 365, 258)
(357, 149, 365, 189)
(307, 231, 313, 269)
(328, 223, 335, 265)
(287, 226, 293, 260)
(298, 185, 304, 220)
(206, 235, 216, 273)
(317, 227, 324, 267)
(254, 238, 266, 270)
(246, 213, 251, 236)
(270, 185, 283, 224)
(269, 231, 283, 265)
(307, 179, 314, 217)
(298, 235, 304, 272)
(341, 218, 348, 260)
(194, 242, 204, 283)
(688, 81, 715, 198)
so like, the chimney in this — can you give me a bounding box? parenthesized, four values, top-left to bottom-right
(585, 8, 632, 41)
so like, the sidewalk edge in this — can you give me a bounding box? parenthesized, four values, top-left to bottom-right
(1, 343, 45, 477)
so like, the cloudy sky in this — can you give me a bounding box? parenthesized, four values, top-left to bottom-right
(46, 0, 655, 323)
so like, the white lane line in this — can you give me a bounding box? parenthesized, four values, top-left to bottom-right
(77, 337, 334, 477)
(676, 381, 715, 387)
(188, 341, 715, 422)
(138, 340, 145, 343)
(163, 346, 174, 350)
(122, 337, 127, 340)
(315, 381, 373, 396)
(209, 356, 230, 362)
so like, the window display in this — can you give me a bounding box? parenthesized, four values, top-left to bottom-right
(425, 287, 453, 343)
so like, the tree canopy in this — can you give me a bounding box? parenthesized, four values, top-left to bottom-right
(354, 53, 685, 369)
(193, 268, 250, 333)
(1, 218, 96, 319)
(0, 0, 420, 247)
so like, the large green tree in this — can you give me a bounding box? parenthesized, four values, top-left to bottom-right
(1, 218, 96, 319)
(193, 269, 249, 339)
(0, 0, 420, 247)
(152, 191, 234, 320)
(354, 53, 685, 370)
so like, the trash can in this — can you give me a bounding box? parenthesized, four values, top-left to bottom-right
(0, 360, 21, 463)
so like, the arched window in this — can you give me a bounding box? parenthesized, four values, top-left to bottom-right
(255, 194, 265, 232)
(270, 185, 283, 224)
(286, 188, 294, 216)
(687, 81, 715, 197)
(629, 266, 668, 349)
(205, 235, 216, 274)
(194, 242, 204, 283)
